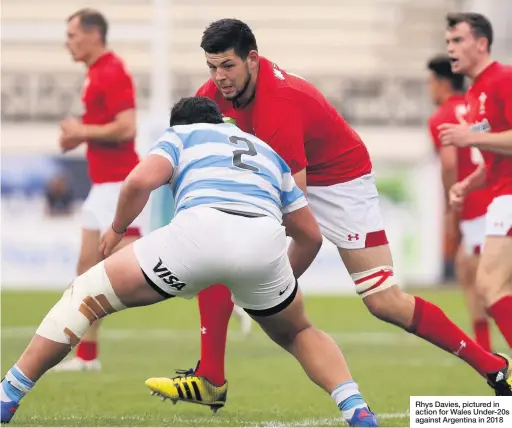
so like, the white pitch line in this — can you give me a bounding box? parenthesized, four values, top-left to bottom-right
(26, 412, 410, 426)
(1, 327, 420, 345)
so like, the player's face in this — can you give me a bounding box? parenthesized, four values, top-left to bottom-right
(205, 49, 257, 101)
(65, 17, 95, 63)
(427, 72, 443, 106)
(446, 23, 482, 75)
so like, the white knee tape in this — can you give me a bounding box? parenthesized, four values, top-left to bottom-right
(35, 261, 126, 346)
(351, 266, 396, 298)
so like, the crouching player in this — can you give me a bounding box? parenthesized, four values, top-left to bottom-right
(1, 97, 378, 427)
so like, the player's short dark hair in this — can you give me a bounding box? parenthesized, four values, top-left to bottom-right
(446, 12, 493, 52)
(427, 55, 465, 92)
(68, 9, 108, 44)
(201, 19, 258, 59)
(169, 97, 224, 126)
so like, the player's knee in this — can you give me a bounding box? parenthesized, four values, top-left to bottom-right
(475, 266, 507, 307)
(270, 321, 312, 351)
(352, 266, 396, 299)
(362, 285, 414, 327)
(258, 312, 312, 351)
(36, 262, 126, 346)
(353, 266, 401, 319)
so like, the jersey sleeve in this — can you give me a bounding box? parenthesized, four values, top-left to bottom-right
(501, 71, 512, 126)
(280, 171, 308, 214)
(428, 116, 442, 151)
(257, 98, 308, 174)
(147, 128, 183, 167)
(101, 65, 136, 117)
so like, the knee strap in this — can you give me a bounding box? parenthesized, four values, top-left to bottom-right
(35, 262, 126, 346)
(351, 266, 396, 298)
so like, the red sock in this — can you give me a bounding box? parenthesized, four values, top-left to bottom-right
(76, 341, 98, 361)
(473, 319, 492, 352)
(410, 297, 504, 376)
(195, 284, 234, 386)
(488, 295, 512, 347)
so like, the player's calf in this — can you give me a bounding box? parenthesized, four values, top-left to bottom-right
(476, 236, 512, 348)
(249, 285, 378, 427)
(1, 249, 167, 423)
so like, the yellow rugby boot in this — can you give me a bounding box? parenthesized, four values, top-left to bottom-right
(145, 363, 228, 412)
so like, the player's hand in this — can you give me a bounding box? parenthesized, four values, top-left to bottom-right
(438, 123, 474, 148)
(449, 181, 469, 211)
(59, 135, 82, 153)
(60, 118, 87, 151)
(100, 226, 125, 258)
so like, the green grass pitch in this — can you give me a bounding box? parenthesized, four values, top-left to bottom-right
(1, 288, 507, 427)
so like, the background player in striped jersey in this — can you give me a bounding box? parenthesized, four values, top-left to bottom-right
(52, 9, 143, 372)
(426, 55, 493, 351)
(0, 97, 378, 427)
(146, 19, 511, 405)
(440, 13, 512, 368)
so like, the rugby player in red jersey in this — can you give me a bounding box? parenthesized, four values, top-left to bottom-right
(440, 13, 512, 371)
(146, 19, 512, 403)
(427, 55, 492, 351)
(52, 9, 143, 372)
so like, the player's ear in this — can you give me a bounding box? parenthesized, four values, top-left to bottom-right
(246, 50, 259, 71)
(476, 36, 488, 53)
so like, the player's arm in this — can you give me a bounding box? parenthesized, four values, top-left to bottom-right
(462, 162, 487, 192)
(471, 75, 512, 155)
(449, 162, 486, 211)
(429, 119, 458, 204)
(283, 206, 323, 279)
(468, 129, 512, 155)
(281, 175, 322, 278)
(111, 135, 179, 234)
(439, 147, 458, 203)
(84, 69, 137, 143)
(83, 109, 136, 143)
(111, 155, 173, 234)
(292, 168, 307, 194)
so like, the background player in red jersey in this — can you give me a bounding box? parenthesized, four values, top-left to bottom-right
(52, 9, 143, 372)
(440, 13, 512, 360)
(145, 19, 511, 405)
(427, 55, 493, 351)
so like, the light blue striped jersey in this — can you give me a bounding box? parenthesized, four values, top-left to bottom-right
(148, 122, 307, 221)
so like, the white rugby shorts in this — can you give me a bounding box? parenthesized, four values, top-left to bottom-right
(485, 195, 512, 238)
(81, 182, 146, 236)
(133, 206, 297, 313)
(307, 173, 388, 249)
(460, 215, 486, 255)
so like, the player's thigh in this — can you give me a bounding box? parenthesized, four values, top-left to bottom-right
(308, 173, 389, 271)
(249, 286, 311, 346)
(457, 216, 485, 286)
(477, 236, 512, 305)
(104, 244, 168, 307)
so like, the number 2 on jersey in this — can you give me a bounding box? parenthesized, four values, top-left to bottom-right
(229, 136, 260, 172)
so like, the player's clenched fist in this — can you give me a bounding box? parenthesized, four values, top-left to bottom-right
(59, 118, 86, 152)
(449, 181, 469, 211)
